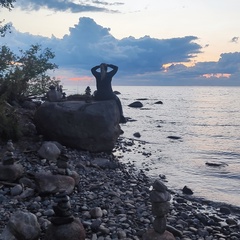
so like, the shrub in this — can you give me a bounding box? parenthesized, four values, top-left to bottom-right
(0, 101, 21, 141)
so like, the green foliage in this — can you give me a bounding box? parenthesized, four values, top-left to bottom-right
(0, 101, 21, 141)
(0, 0, 15, 37)
(0, 44, 59, 103)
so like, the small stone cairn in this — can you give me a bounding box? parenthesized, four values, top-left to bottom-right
(56, 147, 69, 174)
(51, 191, 74, 225)
(0, 140, 24, 182)
(143, 179, 176, 240)
(44, 191, 86, 240)
(3, 140, 15, 165)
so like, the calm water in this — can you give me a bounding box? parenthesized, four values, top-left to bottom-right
(66, 86, 240, 207)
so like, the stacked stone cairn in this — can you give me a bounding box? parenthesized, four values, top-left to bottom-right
(3, 140, 15, 165)
(0, 140, 24, 182)
(143, 179, 176, 240)
(56, 147, 69, 175)
(44, 191, 86, 240)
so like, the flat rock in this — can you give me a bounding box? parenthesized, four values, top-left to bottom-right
(34, 172, 75, 195)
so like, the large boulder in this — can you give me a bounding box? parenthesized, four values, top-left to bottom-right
(34, 101, 121, 152)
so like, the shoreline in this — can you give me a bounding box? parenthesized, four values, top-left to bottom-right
(0, 136, 240, 239)
(115, 134, 240, 209)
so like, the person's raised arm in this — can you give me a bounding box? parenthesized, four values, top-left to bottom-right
(91, 65, 100, 77)
(107, 64, 118, 76)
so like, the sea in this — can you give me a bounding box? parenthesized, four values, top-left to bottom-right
(65, 85, 240, 207)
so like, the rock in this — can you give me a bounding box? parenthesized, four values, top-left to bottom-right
(44, 217, 86, 240)
(142, 229, 176, 240)
(68, 170, 80, 185)
(113, 91, 121, 95)
(136, 98, 148, 101)
(154, 101, 163, 104)
(1, 211, 41, 240)
(34, 101, 121, 152)
(182, 185, 193, 195)
(19, 177, 36, 188)
(91, 158, 118, 169)
(152, 202, 170, 217)
(128, 101, 143, 108)
(10, 184, 23, 196)
(153, 216, 167, 234)
(133, 132, 141, 138)
(90, 207, 103, 218)
(34, 172, 75, 195)
(167, 136, 181, 140)
(219, 206, 231, 214)
(205, 162, 227, 167)
(90, 219, 102, 231)
(6, 140, 15, 151)
(0, 163, 24, 182)
(152, 179, 168, 192)
(38, 142, 61, 161)
(150, 190, 171, 202)
(17, 188, 35, 199)
(166, 225, 183, 238)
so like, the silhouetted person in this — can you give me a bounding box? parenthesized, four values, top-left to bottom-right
(91, 63, 126, 123)
(46, 85, 62, 102)
(85, 86, 91, 96)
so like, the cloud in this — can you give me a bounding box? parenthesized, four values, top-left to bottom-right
(230, 37, 239, 44)
(48, 17, 201, 75)
(15, 0, 121, 13)
(2, 17, 240, 85)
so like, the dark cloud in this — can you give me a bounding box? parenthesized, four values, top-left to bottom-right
(15, 0, 120, 13)
(230, 37, 239, 44)
(3, 17, 240, 85)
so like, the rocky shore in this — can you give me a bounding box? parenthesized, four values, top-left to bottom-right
(0, 133, 239, 240)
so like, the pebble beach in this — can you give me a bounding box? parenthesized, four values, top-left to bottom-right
(0, 134, 240, 240)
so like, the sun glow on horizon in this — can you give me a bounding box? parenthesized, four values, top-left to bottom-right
(202, 73, 231, 78)
(69, 76, 92, 81)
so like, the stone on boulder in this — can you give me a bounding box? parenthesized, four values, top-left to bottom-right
(34, 101, 122, 152)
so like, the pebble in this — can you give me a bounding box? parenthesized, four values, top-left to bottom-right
(0, 137, 239, 240)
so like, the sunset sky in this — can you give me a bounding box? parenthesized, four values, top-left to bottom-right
(1, 0, 240, 86)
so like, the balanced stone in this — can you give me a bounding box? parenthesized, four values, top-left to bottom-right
(153, 216, 167, 234)
(2, 152, 15, 165)
(152, 179, 168, 192)
(53, 192, 72, 218)
(57, 155, 69, 169)
(152, 202, 170, 217)
(6, 140, 15, 152)
(150, 190, 171, 203)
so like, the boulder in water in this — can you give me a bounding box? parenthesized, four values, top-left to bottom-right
(128, 101, 143, 108)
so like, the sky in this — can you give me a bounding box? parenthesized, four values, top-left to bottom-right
(1, 0, 240, 86)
